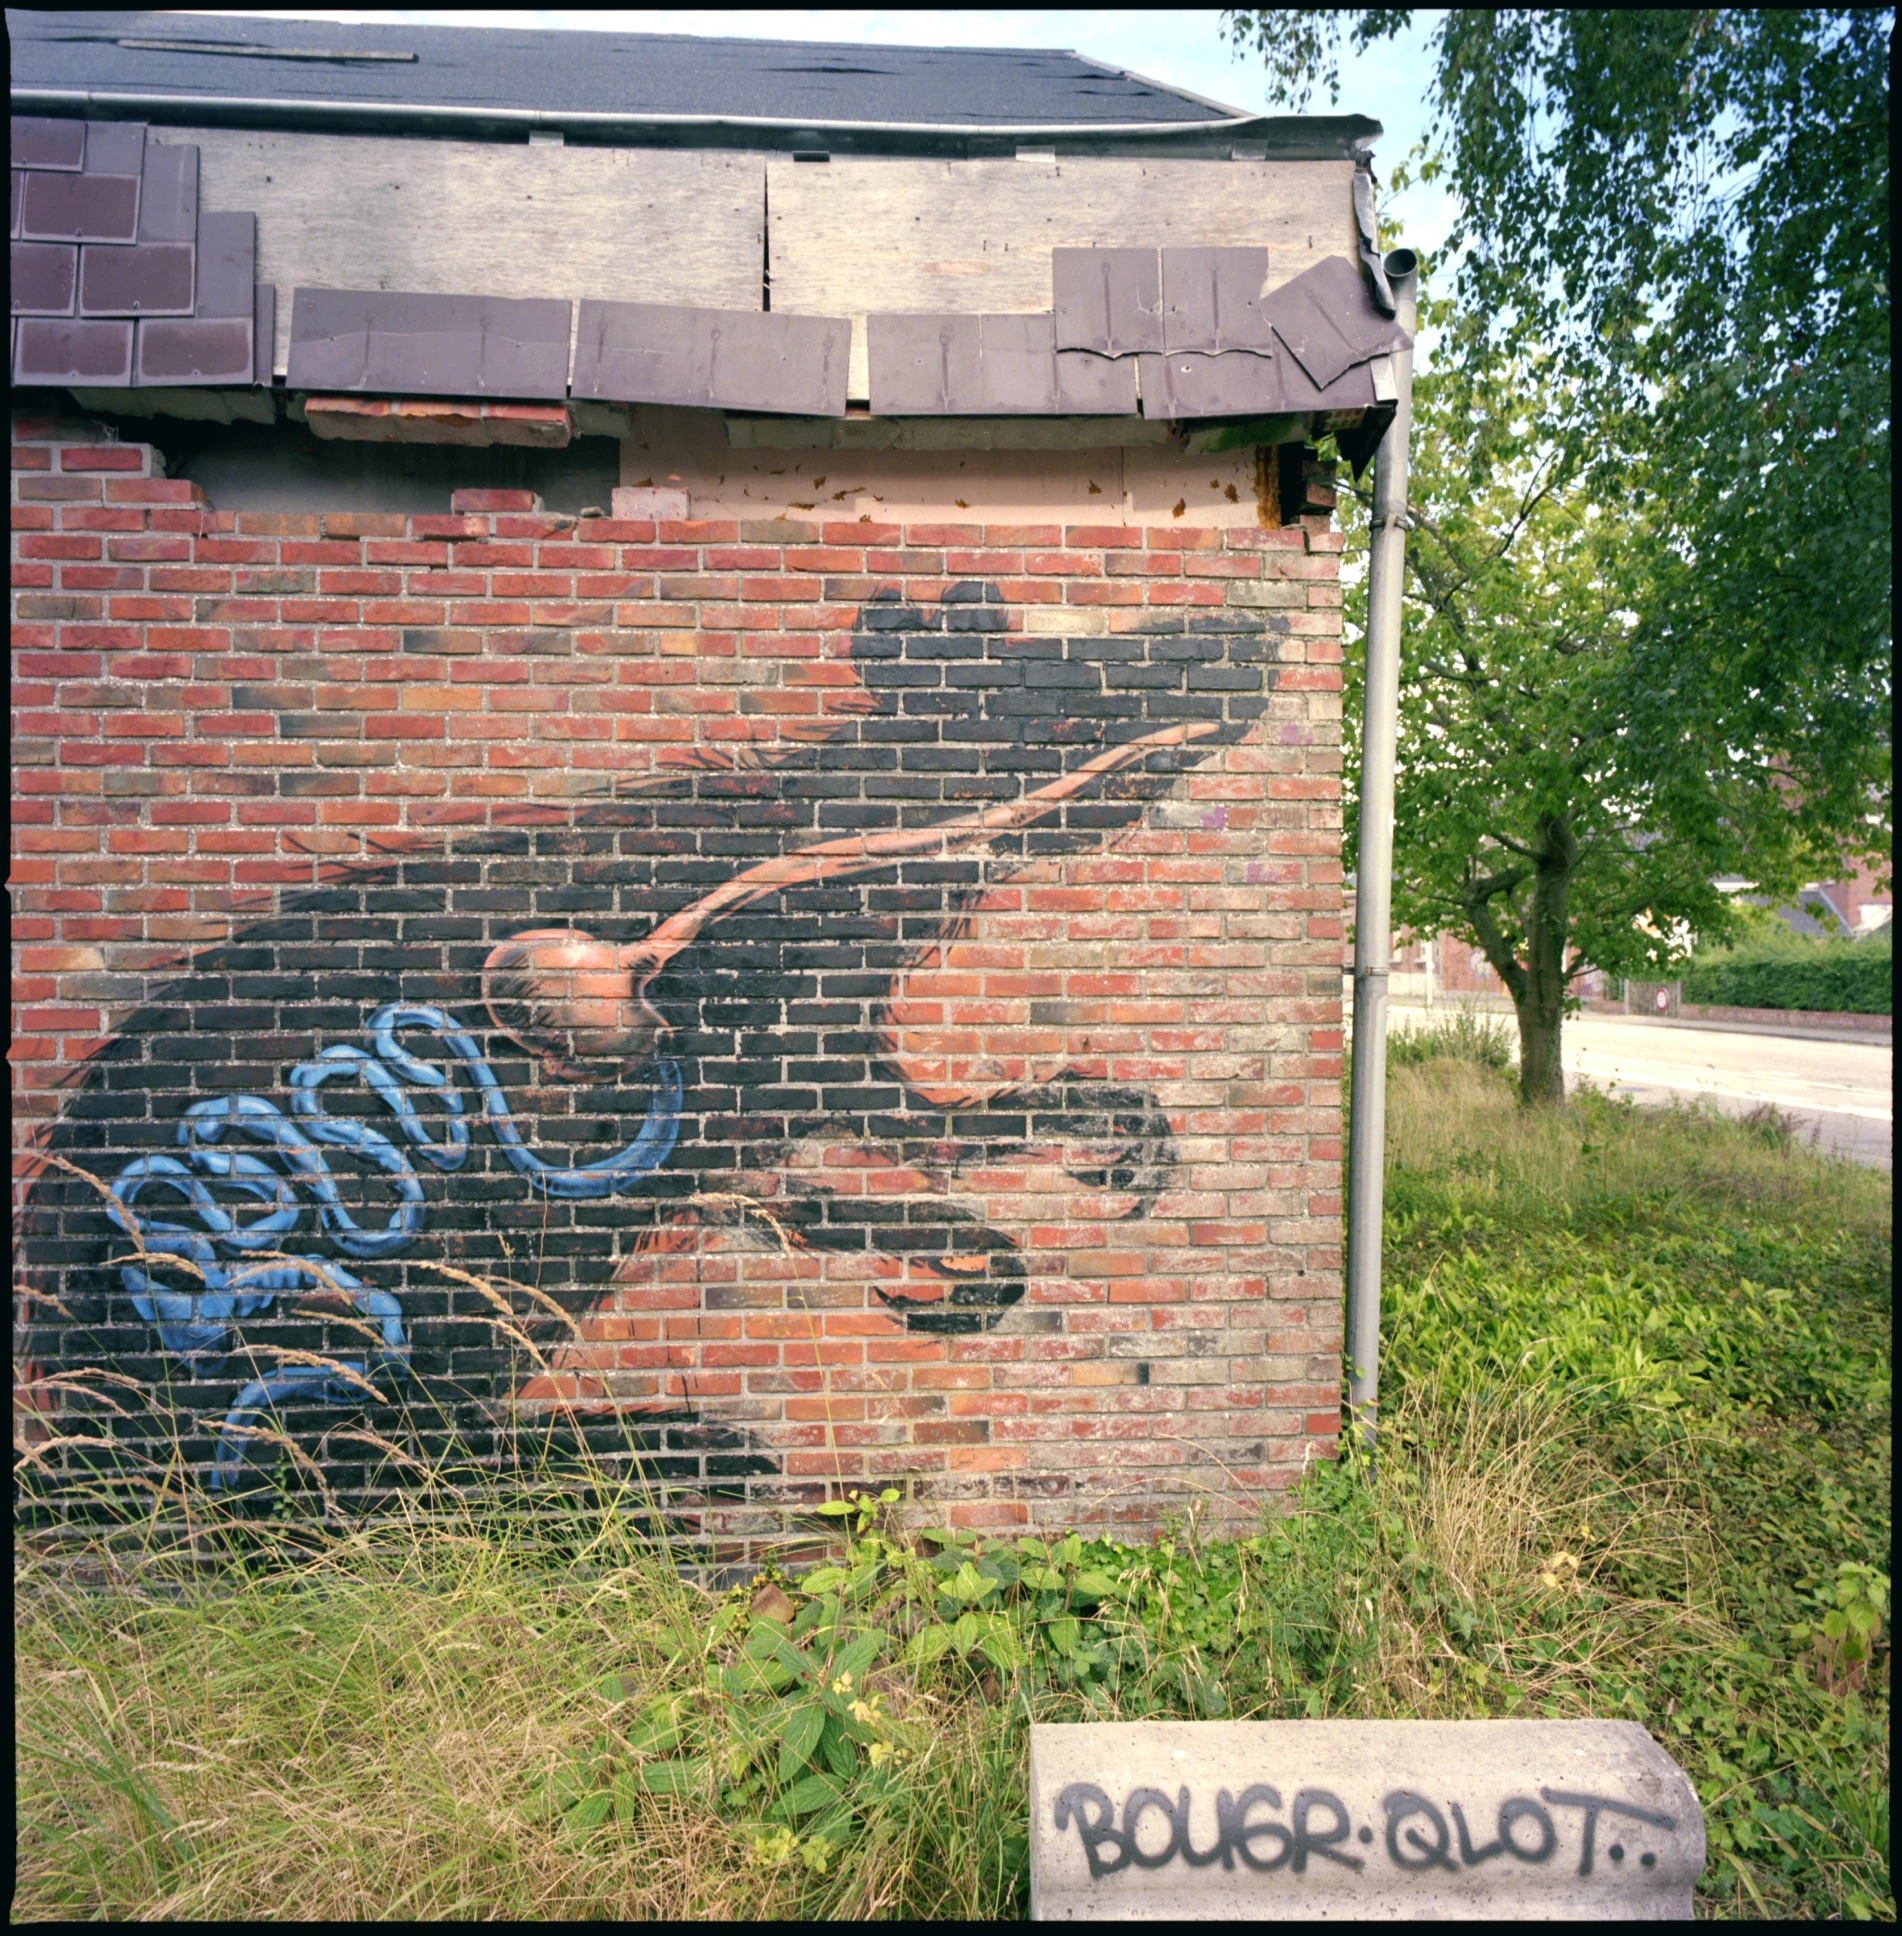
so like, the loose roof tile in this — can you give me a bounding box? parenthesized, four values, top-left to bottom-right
(136, 139, 198, 243)
(79, 240, 195, 317)
(1265, 252, 1409, 390)
(19, 166, 140, 243)
(868, 312, 1138, 415)
(14, 315, 134, 385)
(1160, 247, 1276, 354)
(286, 288, 572, 398)
(195, 208, 255, 318)
(11, 115, 85, 171)
(1055, 248, 1409, 382)
(572, 301, 850, 417)
(1051, 247, 1163, 357)
(11, 240, 76, 316)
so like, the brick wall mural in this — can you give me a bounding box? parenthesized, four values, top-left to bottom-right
(12, 416, 1346, 1556)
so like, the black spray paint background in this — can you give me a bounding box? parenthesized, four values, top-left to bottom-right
(18, 584, 1280, 1519)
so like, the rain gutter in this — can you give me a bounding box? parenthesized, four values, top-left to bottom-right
(8, 86, 1379, 158)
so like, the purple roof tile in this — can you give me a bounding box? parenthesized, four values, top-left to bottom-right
(77, 239, 196, 317)
(287, 288, 572, 398)
(1160, 247, 1277, 354)
(1138, 341, 1379, 419)
(573, 300, 848, 416)
(869, 311, 1137, 415)
(1052, 247, 1163, 357)
(136, 140, 198, 244)
(11, 240, 77, 316)
(1264, 253, 1409, 391)
(1056, 249, 1410, 390)
(13, 315, 135, 385)
(136, 314, 253, 385)
(195, 208, 255, 318)
(20, 168, 140, 244)
(80, 119, 146, 177)
(11, 116, 85, 172)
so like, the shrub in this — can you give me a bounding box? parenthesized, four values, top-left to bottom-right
(1683, 930, 1892, 1015)
(1386, 1005, 1517, 1073)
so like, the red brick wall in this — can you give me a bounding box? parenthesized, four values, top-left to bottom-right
(12, 413, 1344, 1555)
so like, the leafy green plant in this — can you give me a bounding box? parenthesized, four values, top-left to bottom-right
(1790, 1564, 1890, 1697)
(546, 1576, 911, 1866)
(1233, 9, 1892, 1106)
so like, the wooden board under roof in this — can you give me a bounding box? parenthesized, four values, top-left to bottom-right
(155, 130, 765, 380)
(768, 156, 1359, 401)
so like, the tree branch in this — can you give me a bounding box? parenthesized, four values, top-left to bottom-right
(1486, 831, 1540, 861)
(1463, 884, 1530, 1005)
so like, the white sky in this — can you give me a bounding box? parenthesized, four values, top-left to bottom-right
(181, 8, 1457, 263)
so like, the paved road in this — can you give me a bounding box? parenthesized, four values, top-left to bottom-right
(1556, 1012, 1892, 1169)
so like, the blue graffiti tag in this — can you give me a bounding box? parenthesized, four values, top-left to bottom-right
(106, 1003, 682, 1486)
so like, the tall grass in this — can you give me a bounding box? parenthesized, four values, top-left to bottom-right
(10, 1383, 1727, 1922)
(1383, 1052, 1879, 1225)
(13, 1058, 1891, 1921)
(13, 1517, 1028, 1918)
(1385, 1005, 1517, 1074)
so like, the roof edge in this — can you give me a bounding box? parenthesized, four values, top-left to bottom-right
(1063, 49, 1259, 122)
(10, 86, 1381, 158)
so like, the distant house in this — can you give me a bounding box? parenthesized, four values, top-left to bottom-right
(1719, 864, 1894, 940)
(11, 12, 1410, 1548)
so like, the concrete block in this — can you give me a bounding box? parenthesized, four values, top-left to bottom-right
(614, 485, 690, 520)
(1029, 1719, 1703, 1920)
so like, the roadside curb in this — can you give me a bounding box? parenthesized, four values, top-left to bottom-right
(1640, 1014, 1891, 1047)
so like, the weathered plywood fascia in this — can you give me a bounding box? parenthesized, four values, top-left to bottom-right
(724, 413, 1176, 450)
(157, 129, 764, 380)
(768, 155, 1358, 401)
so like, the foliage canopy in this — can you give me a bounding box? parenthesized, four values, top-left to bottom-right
(1229, 8, 1891, 1095)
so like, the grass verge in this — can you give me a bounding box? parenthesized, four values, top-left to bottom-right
(13, 1062, 1890, 1919)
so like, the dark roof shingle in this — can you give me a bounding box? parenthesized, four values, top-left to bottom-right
(8, 11, 1244, 129)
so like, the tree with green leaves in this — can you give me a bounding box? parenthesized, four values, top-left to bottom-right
(1228, 8, 1891, 1104)
(1339, 326, 1827, 1103)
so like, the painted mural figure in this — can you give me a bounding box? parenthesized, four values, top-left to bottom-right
(18, 582, 1275, 1507)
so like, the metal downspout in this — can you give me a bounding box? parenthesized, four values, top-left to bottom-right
(1344, 246, 1420, 1464)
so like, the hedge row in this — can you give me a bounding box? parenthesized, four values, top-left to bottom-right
(1683, 941, 1893, 1015)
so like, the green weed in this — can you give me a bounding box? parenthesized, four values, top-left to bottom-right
(1386, 1005, 1518, 1073)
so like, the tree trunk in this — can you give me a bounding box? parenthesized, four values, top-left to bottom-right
(1514, 987, 1566, 1108)
(1513, 812, 1578, 1108)
(1464, 812, 1579, 1110)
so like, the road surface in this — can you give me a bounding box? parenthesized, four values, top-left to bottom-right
(1557, 1013, 1891, 1169)
(1375, 1003, 1892, 1170)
